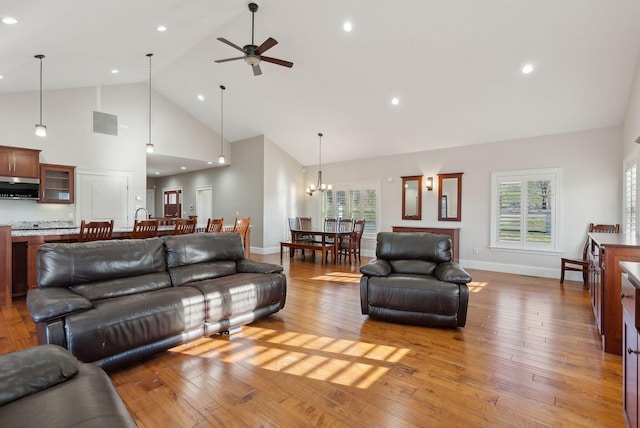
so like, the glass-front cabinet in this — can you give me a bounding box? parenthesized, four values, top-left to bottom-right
(39, 164, 75, 203)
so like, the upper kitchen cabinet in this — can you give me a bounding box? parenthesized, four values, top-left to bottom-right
(0, 146, 40, 178)
(39, 164, 75, 203)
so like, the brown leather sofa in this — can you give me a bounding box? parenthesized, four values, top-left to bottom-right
(360, 232, 471, 328)
(27, 232, 286, 371)
(0, 344, 136, 427)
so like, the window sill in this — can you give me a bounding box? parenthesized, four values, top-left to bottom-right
(489, 246, 562, 256)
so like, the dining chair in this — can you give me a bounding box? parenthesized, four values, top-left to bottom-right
(78, 220, 114, 242)
(205, 218, 224, 233)
(234, 217, 251, 246)
(338, 218, 354, 233)
(131, 219, 159, 239)
(339, 219, 365, 263)
(173, 218, 197, 235)
(560, 223, 620, 285)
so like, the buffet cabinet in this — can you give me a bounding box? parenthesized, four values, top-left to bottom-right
(620, 262, 640, 428)
(0, 146, 40, 178)
(588, 233, 640, 355)
(391, 226, 459, 263)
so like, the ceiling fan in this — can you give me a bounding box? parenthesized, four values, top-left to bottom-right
(215, 2, 294, 76)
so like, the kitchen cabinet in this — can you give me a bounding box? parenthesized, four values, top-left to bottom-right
(620, 262, 640, 428)
(39, 164, 75, 203)
(0, 146, 40, 178)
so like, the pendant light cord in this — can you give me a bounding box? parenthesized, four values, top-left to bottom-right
(39, 57, 43, 123)
(147, 53, 153, 146)
(317, 132, 323, 188)
(220, 85, 225, 157)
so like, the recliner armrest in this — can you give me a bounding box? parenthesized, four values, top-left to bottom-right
(237, 259, 284, 274)
(435, 262, 472, 284)
(0, 344, 79, 406)
(360, 259, 392, 277)
(27, 288, 92, 323)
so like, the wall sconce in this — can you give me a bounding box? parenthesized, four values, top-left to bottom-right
(426, 176, 434, 191)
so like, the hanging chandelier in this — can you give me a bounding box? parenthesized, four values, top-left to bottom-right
(34, 54, 46, 137)
(306, 132, 331, 196)
(218, 85, 226, 164)
(146, 53, 154, 153)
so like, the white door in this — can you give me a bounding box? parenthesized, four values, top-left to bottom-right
(146, 189, 155, 218)
(77, 171, 130, 228)
(196, 186, 213, 229)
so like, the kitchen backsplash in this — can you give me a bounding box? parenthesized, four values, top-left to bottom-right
(9, 220, 76, 230)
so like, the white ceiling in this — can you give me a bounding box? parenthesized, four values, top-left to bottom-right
(3, 0, 640, 175)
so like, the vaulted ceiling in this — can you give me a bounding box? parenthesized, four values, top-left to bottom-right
(2, 0, 640, 171)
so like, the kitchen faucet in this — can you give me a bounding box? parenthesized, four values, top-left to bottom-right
(134, 207, 149, 221)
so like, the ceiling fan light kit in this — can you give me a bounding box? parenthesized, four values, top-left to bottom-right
(215, 2, 293, 76)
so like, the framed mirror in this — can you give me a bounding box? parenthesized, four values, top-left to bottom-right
(438, 172, 463, 221)
(401, 175, 422, 220)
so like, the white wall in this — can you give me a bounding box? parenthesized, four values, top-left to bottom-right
(0, 83, 220, 225)
(304, 126, 622, 279)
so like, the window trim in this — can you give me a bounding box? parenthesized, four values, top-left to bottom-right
(320, 180, 381, 239)
(490, 168, 561, 254)
(623, 155, 637, 234)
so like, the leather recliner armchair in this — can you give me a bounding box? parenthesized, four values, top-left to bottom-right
(360, 232, 471, 328)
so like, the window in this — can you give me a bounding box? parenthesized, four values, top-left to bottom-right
(322, 181, 379, 235)
(490, 168, 560, 252)
(624, 159, 637, 234)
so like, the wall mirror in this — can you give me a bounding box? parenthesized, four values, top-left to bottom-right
(401, 175, 422, 220)
(438, 172, 463, 221)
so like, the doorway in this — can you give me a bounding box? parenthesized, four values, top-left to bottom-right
(163, 188, 182, 217)
(195, 186, 213, 229)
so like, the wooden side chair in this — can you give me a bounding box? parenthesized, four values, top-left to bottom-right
(234, 218, 251, 244)
(205, 218, 224, 233)
(339, 219, 365, 263)
(560, 223, 620, 285)
(131, 219, 159, 239)
(173, 218, 197, 235)
(338, 218, 354, 233)
(78, 220, 114, 242)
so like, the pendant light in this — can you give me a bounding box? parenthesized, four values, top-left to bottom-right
(218, 85, 226, 164)
(146, 53, 154, 153)
(34, 54, 46, 137)
(306, 133, 331, 196)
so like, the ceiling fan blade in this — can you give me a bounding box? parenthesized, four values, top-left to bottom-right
(214, 56, 245, 63)
(252, 64, 262, 76)
(217, 37, 245, 52)
(255, 37, 278, 55)
(261, 56, 294, 68)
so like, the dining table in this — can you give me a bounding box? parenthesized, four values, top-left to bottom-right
(287, 228, 351, 264)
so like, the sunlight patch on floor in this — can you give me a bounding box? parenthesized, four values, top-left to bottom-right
(311, 272, 361, 283)
(468, 281, 488, 293)
(169, 326, 409, 389)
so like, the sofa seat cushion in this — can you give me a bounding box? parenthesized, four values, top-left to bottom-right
(188, 273, 286, 323)
(365, 274, 461, 315)
(65, 287, 204, 363)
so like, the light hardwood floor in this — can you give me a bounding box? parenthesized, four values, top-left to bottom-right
(0, 253, 626, 427)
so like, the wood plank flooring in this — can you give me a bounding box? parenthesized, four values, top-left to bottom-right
(0, 253, 626, 427)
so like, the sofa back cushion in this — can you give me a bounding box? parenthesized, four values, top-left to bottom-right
(162, 233, 245, 286)
(376, 232, 452, 266)
(38, 238, 171, 300)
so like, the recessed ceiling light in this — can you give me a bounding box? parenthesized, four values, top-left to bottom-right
(157, 25, 167, 32)
(2, 17, 17, 25)
(522, 64, 534, 74)
(180, 166, 187, 170)
(197, 94, 205, 101)
(154, 172, 160, 175)
(391, 97, 399, 105)
(111, 69, 119, 74)
(0, 75, 4, 79)
(343, 21, 352, 32)
(207, 161, 213, 165)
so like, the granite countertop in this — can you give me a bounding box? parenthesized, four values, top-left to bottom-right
(10, 224, 176, 237)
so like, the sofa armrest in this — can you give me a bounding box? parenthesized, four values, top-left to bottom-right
(0, 345, 79, 406)
(27, 288, 92, 323)
(360, 259, 392, 277)
(435, 262, 472, 284)
(237, 259, 284, 274)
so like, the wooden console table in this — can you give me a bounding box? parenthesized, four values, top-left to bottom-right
(391, 226, 460, 263)
(588, 232, 640, 355)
